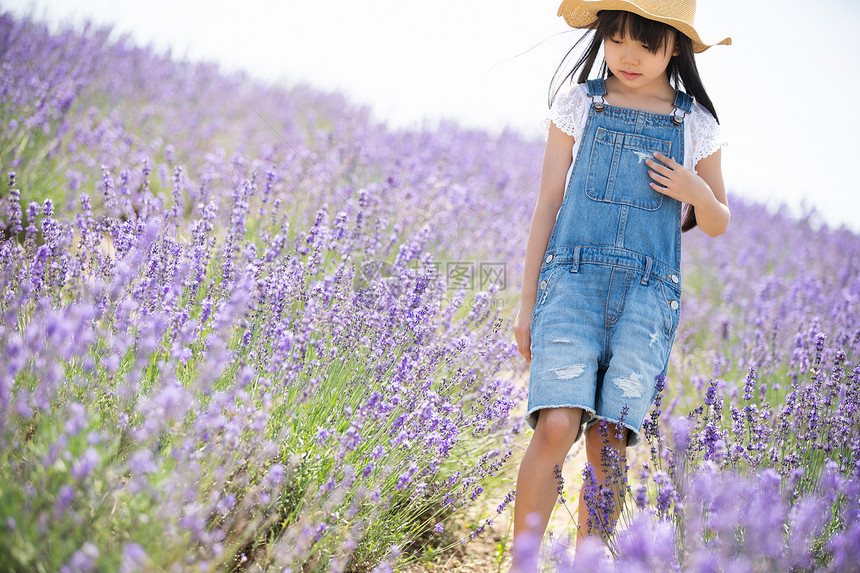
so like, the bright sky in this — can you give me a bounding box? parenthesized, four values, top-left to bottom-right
(6, 0, 860, 232)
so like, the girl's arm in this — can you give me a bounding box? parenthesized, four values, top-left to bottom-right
(522, 124, 574, 305)
(646, 148, 730, 237)
(515, 123, 573, 362)
(690, 149, 729, 236)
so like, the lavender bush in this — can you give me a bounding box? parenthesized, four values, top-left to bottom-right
(0, 11, 543, 572)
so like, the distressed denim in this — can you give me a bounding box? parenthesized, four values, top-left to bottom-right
(527, 78, 693, 447)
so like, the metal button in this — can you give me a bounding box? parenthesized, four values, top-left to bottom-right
(670, 300, 679, 310)
(670, 274, 679, 283)
(545, 254, 553, 263)
(540, 280, 547, 289)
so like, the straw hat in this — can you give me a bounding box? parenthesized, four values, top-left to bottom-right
(557, 0, 731, 53)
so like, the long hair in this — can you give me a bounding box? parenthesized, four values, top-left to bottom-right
(549, 10, 718, 232)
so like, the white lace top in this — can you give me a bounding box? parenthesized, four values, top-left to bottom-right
(543, 82, 726, 176)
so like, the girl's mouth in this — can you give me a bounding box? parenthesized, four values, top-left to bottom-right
(621, 71, 641, 80)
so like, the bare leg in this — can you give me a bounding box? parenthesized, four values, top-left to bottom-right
(574, 421, 629, 554)
(509, 407, 583, 572)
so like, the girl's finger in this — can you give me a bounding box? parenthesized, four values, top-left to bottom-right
(650, 181, 673, 195)
(648, 170, 671, 185)
(652, 151, 676, 166)
(645, 157, 672, 175)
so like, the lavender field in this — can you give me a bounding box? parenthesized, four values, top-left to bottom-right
(1, 11, 859, 573)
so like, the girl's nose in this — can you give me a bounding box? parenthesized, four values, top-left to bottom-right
(621, 48, 638, 65)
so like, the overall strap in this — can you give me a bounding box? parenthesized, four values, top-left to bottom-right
(671, 90, 694, 124)
(586, 78, 607, 97)
(586, 78, 607, 111)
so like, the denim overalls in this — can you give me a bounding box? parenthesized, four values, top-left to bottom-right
(526, 78, 692, 447)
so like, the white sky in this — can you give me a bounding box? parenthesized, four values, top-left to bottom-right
(6, 0, 860, 231)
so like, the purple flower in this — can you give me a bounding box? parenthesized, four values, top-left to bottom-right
(54, 484, 75, 517)
(339, 424, 362, 457)
(615, 513, 677, 568)
(742, 366, 757, 401)
(670, 414, 692, 458)
(61, 542, 99, 573)
(497, 489, 517, 514)
(127, 449, 158, 475)
(266, 463, 285, 487)
(362, 462, 375, 479)
(70, 448, 101, 480)
(64, 403, 88, 436)
(120, 543, 148, 573)
(317, 427, 330, 445)
(554, 464, 565, 499)
(510, 527, 542, 572)
(216, 493, 236, 515)
(396, 462, 419, 490)
(652, 470, 676, 516)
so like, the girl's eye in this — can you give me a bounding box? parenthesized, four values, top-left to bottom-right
(642, 44, 650, 50)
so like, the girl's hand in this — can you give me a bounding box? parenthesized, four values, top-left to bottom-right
(513, 302, 535, 363)
(645, 151, 713, 207)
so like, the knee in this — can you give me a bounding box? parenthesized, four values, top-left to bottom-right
(532, 408, 583, 454)
(585, 420, 628, 456)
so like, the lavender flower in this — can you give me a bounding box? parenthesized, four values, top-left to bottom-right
(70, 448, 101, 480)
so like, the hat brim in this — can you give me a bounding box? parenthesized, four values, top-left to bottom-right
(557, 0, 731, 53)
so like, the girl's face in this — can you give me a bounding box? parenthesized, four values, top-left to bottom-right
(603, 26, 679, 90)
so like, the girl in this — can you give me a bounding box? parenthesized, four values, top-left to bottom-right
(511, 0, 730, 567)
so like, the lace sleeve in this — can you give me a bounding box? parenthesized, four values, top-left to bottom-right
(688, 104, 727, 169)
(541, 83, 588, 140)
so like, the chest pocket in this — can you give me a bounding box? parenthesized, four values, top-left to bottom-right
(585, 127, 674, 211)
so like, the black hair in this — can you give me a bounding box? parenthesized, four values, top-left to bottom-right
(549, 10, 719, 232)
